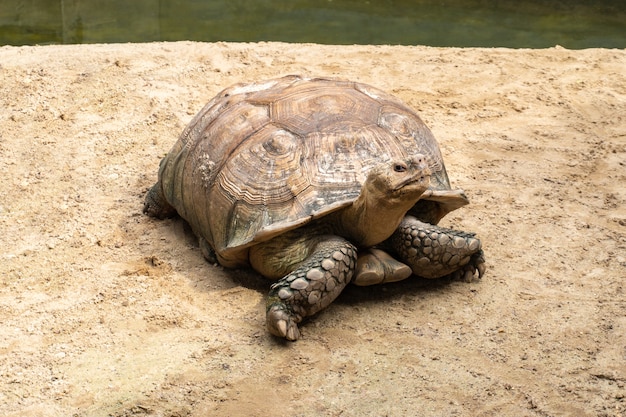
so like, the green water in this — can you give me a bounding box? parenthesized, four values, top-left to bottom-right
(1, 0, 624, 48)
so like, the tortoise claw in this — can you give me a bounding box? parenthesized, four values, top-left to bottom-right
(476, 250, 487, 278)
(456, 249, 486, 282)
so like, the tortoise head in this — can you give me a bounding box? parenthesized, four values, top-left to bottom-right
(365, 155, 431, 206)
(339, 155, 431, 247)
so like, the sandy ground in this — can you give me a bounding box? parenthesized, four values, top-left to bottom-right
(0, 41, 625, 417)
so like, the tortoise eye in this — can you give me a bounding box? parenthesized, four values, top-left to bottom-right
(393, 163, 407, 173)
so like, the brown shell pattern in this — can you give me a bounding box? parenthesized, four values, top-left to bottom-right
(158, 75, 452, 260)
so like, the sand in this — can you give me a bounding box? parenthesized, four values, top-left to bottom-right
(1, 41, 625, 416)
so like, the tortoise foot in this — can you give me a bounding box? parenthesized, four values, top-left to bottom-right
(143, 183, 176, 219)
(353, 248, 412, 286)
(266, 302, 301, 341)
(451, 249, 486, 282)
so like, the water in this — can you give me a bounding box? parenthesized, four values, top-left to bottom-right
(1, 0, 624, 48)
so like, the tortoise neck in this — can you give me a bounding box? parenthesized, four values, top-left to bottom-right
(335, 189, 420, 248)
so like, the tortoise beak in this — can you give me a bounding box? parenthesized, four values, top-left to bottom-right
(394, 172, 431, 192)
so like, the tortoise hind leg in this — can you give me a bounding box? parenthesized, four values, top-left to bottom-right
(143, 182, 176, 219)
(352, 248, 413, 286)
(251, 235, 357, 341)
(390, 215, 486, 281)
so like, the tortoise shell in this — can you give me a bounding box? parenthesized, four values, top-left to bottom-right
(156, 75, 467, 266)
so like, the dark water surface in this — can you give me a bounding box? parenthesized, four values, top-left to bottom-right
(1, 0, 624, 48)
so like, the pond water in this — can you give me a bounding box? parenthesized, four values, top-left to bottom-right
(1, 0, 624, 48)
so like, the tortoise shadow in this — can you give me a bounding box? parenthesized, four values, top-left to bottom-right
(164, 217, 461, 304)
(336, 274, 458, 306)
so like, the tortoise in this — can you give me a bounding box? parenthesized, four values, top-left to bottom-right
(144, 75, 485, 341)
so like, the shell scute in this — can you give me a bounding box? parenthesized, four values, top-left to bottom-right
(269, 85, 381, 136)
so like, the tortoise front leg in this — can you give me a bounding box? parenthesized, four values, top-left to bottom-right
(390, 215, 486, 281)
(252, 236, 357, 341)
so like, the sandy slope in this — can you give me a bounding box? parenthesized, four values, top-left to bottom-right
(1, 42, 625, 416)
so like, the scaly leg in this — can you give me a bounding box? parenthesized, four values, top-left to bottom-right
(390, 215, 486, 281)
(143, 182, 177, 219)
(252, 236, 357, 341)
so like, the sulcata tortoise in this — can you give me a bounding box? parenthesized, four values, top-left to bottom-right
(144, 75, 485, 341)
